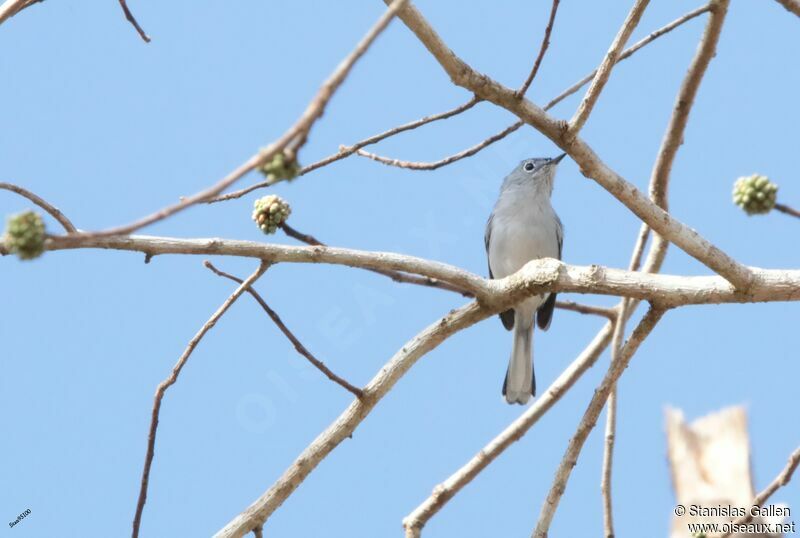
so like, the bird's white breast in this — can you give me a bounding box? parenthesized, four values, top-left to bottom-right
(488, 182, 560, 309)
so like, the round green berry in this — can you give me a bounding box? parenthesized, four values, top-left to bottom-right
(4, 210, 46, 260)
(732, 174, 778, 215)
(252, 195, 291, 235)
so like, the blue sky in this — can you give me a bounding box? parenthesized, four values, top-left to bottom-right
(1, 1, 798, 537)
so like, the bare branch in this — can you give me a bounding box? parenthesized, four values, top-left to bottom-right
(84, 0, 409, 238)
(531, 307, 666, 538)
(543, 4, 712, 111)
(516, 0, 561, 98)
(568, 0, 651, 134)
(277, 226, 622, 311)
(0, 182, 77, 233)
(132, 262, 269, 538)
(601, 310, 626, 538)
(642, 0, 730, 275)
(554, 300, 616, 320)
(214, 301, 494, 537)
(203, 260, 364, 398)
(775, 202, 800, 219)
(774, 0, 800, 18)
(214, 4, 710, 202)
(720, 444, 800, 538)
(649, 0, 730, 212)
(117, 0, 150, 43)
(45, 234, 493, 299)
(209, 97, 481, 203)
(403, 316, 619, 536)
(353, 121, 523, 170)
(385, 0, 753, 289)
(600, 386, 617, 538)
(596, 5, 730, 522)
(0, 0, 41, 26)
(37, 234, 800, 307)
(280, 223, 472, 296)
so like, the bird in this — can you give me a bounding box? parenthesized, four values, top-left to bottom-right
(484, 154, 565, 404)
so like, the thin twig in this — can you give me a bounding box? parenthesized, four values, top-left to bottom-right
(353, 121, 523, 170)
(213, 4, 710, 201)
(280, 223, 323, 246)
(324, 3, 707, 175)
(280, 223, 473, 296)
(720, 444, 800, 538)
(568, 0, 651, 134)
(131, 262, 269, 538)
(545, 4, 712, 111)
(209, 97, 480, 203)
(117, 0, 150, 43)
(85, 0, 409, 238)
(554, 300, 616, 320)
(516, 0, 561, 97)
(252, 525, 264, 538)
(204, 260, 364, 398)
(532, 307, 666, 538)
(0, 182, 77, 233)
(775, 202, 800, 219)
(601, 308, 626, 538)
(600, 387, 617, 538)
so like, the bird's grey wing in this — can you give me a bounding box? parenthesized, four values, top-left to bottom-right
(536, 214, 563, 331)
(485, 212, 514, 331)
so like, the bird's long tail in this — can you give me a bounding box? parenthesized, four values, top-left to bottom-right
(503, 317, 535, 404)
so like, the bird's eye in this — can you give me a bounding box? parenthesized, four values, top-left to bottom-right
(524, 162, 535, 171)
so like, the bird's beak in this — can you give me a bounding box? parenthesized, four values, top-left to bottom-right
(551, 152, 567, 164)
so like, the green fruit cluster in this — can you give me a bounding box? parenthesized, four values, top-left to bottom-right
(4, 210, 46, 260)
(258, 151, 301, 183)
(733, 174, 778, 215)
(252, 195, 291, 234)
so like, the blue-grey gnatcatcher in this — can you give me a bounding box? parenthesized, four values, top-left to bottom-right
(485, 154, 565, 404)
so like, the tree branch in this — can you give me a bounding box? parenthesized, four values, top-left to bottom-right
(214, 300, 494, 537)
(403, 315, 621, 536)
(132, 262, 269, 538)
(516, 0, 561, 98)
(212, 4, 711, 202)
(82, 0, 409, 238)
(600, 385, 617, 538)
(543, 4, 712, 112)
(554, 300, 616, 320)
(203, 261, 364, 398)
(384, 0, 753, 290)
(775, 202, 800, 219)
(531, 307, 666, 538)
(117, 0, 150, 43)
(568, 0, 650, 135)
(353, 121, 523, 170)
(208, 97, 481, 202)
(0, 182, 77, 233)
(35, 234, 800, 307)
(601, 311, 625, 538)
(643, 0, 731, 272)
(0, 0, 41, 26)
